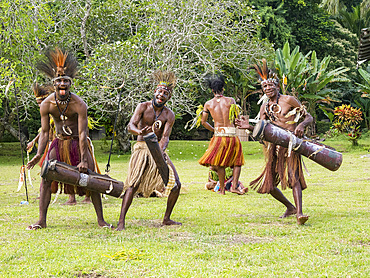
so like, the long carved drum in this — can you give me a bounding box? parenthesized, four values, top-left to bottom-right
(143, 132, 169, 186)
(40, 159, 124, 197)
(252, 120, 342, 171)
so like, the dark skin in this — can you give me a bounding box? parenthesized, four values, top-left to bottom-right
(235, 81, 313, 225)
(116, 88, 182, 231)
(201, 89, 244, 195)
(26, 78, 111, 229)
(27, 95, 91, 205)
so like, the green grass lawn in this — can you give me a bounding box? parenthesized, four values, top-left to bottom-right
(0, 137, 369, 277)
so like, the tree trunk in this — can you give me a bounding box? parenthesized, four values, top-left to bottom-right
(307, 100, 317, 137)
(0, 117, 28, 148)
(115, 112, 131, 153)
(351, 139, 359, 146)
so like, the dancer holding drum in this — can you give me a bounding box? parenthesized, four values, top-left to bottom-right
(236, 59, 313, 225)
(26, 47, 111, 230)
(116, 70, 181, 231)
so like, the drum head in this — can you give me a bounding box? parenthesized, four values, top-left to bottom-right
(252, 120, 266, 139)
(143, 132, 157, 141)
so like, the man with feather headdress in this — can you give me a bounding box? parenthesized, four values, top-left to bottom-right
(116, 70, 181, 230)
(26, 47, 111, 230)
(198, 73, 246, 195)
(236, 59, 313, 225)
(27, 83, 93, 205)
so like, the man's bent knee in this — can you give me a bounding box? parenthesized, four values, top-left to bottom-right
(171, 180, 181, 192)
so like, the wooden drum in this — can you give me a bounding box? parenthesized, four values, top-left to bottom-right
(252, 120, 342, 171)
(40, 159, 124, 197)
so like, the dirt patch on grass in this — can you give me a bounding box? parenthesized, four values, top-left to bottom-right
(166, 231, 273, 245)
(76, 272, 110, 277)
(129, 219, 163, 228)
(352, 240, 370, 247)
(209, 234, 274, 245)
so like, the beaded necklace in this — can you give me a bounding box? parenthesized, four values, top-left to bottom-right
(55, 93, 72, 135)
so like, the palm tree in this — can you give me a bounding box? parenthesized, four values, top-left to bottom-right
(320, 0, 370, 37)
(336, 5, 370, 36)
(320, 0, 346, 15)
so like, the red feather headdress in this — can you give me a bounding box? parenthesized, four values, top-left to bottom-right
(252, 59, 278, 85)
(37, 47, 78, 82)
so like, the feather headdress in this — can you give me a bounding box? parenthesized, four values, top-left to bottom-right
(252, 59, 278, 85)
(37, 47, 78, 82)
(32, 83, 54, 100)
(203, 73, 225, 93)
(152, 70, 177, 93)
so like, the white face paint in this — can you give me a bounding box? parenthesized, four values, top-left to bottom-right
(262, 81, 279, 100)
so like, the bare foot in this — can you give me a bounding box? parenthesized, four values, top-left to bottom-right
(279, 207, 297, 218)
(61, 200, 77, 205)
(297, 214, 309, 225)
(242, 187, 248, 194)
(26, 222, 46, 230)
(98, 220, 113, 228)
(162, 219, 182, 226)
(230, 188, 245, 195)
(116, 223, 125, 231)
(82, 197, 92, 203)
(217, 190, 226, 195)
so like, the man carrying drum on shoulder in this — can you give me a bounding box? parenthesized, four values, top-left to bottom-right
(236, 59, 313, 225)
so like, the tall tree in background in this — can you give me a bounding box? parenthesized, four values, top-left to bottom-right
(0, 0, 56, 145)
(0, 0, 271, 150)
(251, 0, 335, 58)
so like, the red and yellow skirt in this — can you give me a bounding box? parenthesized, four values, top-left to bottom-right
(198, 134, 245, 167)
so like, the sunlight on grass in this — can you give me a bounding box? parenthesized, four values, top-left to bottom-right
(0, 139, 369, 277)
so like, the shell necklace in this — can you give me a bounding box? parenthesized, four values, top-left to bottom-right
(215, 94, 223, 103)
(152, 100, 164, 130)
(55, 93, 72, 135)
(266, 93, 281, 122)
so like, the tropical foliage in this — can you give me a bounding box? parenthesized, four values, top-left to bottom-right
(274, 42, 349, 125)
(1, 0, 369, 146)
(332, 104, 363, 145)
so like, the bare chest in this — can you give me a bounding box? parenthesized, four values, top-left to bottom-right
(265, 102, 297, 129)
(49, 103, 78, 123)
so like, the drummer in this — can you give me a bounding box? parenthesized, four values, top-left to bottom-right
(26, 47, 111, 230)
(116, 70, 181, 231)
(236, 59, 313, 225)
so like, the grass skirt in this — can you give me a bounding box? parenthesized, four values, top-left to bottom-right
(250, 142, 307, 194)
(198, 135, 245, 167)
(124, 142, 175, 198)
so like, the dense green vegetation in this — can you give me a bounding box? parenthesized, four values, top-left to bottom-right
(1, 0, 369, 149)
